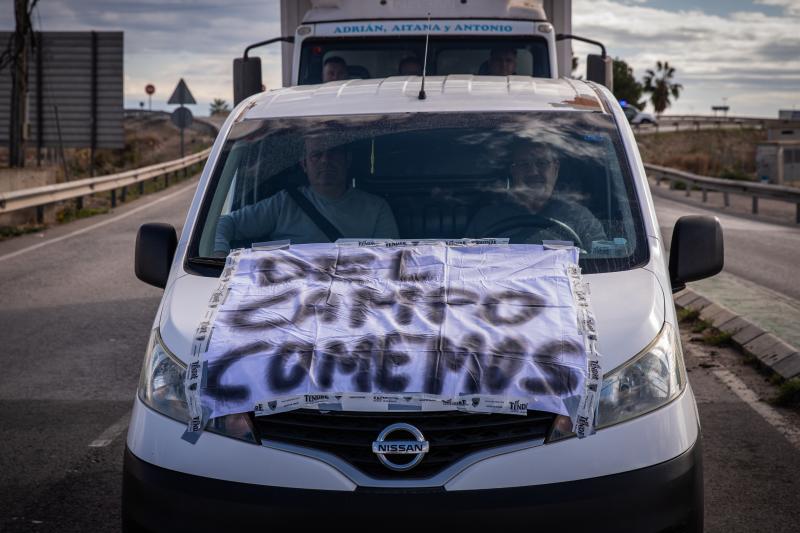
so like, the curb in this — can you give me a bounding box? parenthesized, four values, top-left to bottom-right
(675, 288, 800, 380)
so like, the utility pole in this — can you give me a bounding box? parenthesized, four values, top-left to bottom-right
(9, 0, 32, 168)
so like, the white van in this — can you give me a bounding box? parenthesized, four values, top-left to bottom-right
(124, 76, 722, 532)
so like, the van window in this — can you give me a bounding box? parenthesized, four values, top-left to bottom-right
(192, 112, 648, 275)
(298, 37, 551, 84)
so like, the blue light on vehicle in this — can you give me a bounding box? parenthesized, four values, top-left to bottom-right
(619, 99, 628, 108)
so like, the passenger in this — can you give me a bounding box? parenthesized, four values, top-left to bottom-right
(487, 46, 517, 76)
(466, 141, 606, 246)
(214, 138, 399, 253)
(322, 56, 349, 82)
(398, 56, 423, 76)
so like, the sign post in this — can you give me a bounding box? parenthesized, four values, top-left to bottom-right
(145, 84, 155, 112)
(167, 78, 197, 172)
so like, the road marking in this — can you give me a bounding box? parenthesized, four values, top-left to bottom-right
(89, 410, 132, 448)
(0, 181, 197, 264)
(713, 368, 800, 451)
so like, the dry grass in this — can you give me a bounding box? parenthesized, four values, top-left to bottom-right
(637, 128, 766, 179)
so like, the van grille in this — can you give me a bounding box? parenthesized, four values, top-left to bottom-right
(252, 409, 556, 479)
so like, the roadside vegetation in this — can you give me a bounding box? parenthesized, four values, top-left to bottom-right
(0, 113, 214, 241)
(637, 128, 765, 179)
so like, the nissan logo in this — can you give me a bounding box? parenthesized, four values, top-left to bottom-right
(371, 423, 429, 471)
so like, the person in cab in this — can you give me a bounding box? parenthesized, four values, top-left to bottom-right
(214, 138, 398, 253)
(466, 141, 606, 247)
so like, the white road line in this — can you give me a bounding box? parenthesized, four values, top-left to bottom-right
(89, 410, 132, 448)
(713, 368, 800, 451)
(0, 181, 197, 264)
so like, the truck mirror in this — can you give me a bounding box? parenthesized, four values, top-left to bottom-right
(669, 215, 724, 293)
(135, 223, 178, 289)
(233, 56, 263, 106)
(587, 54, 613, 91)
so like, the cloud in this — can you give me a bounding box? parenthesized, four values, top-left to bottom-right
(573, 0, 800, 115)
(0, 1, 284, 113)
(2, 0, 797, 117)
(754, 0, 800, 15)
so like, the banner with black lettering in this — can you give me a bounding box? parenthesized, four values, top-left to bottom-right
(190, 242, 601, 436)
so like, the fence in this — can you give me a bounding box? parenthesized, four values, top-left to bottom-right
(0, 148, 211, 222)
(646, 162, 800, 223)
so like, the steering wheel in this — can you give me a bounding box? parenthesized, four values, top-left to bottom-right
(481, 214, 584, 250)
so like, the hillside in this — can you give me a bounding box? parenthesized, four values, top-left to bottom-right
(636, 128, 766, 180)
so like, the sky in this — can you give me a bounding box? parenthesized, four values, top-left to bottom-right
(1, 0, 798, 117)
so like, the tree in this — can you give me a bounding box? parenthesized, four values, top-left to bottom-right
(209, 98, 230, 116)
(643, 61, 683, 115)
(612, 58, 644, 110)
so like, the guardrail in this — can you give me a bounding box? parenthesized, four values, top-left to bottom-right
(0, 148, 211, 221)
(646, 163, 800, 224)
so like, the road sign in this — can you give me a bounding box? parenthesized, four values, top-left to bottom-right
(171, 107, 194, 129)
(145, 84, 155, 95)
(168, 78, 197, 105)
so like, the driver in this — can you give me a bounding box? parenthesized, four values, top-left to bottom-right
(214, 138, 399, 253)
(465, 141, 606, 247)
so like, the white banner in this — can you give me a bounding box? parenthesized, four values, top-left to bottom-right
(189, 243, 601, 436)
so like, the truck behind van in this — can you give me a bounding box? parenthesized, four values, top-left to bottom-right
(233, 0, 612, 104)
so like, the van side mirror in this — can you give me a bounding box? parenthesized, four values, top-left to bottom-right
(669, 215, 724, 293)
(587, 54, 613, 91)
(233, 56, 263, 106)
(135, 223, 178, 289)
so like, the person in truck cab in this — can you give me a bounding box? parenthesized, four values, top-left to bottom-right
(213, 138, 398, 253)
(398, 56, 423, 76)
(322, 56, 349, 82)
(466, 141, 606, 247)
(486, 46, 517, 76)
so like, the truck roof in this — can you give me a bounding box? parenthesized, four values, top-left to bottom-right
(241, 76, 607, 121)
(303, 0, 546, 24)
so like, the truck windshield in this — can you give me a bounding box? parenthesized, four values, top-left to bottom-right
(299, 37, 550, 84)
(192, 112, 647, 275)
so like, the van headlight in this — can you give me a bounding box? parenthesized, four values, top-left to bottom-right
(595, 323, 686, 429)
(138, 330, 258, 443)
(139, 330, 190, 422)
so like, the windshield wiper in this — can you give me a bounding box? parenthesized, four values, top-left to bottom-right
(187, 256, 227, 267)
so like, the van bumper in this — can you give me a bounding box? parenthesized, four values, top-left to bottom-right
(122, 438, 703, 533)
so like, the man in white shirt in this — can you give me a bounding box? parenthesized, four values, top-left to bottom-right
(214, 139, 399, 254)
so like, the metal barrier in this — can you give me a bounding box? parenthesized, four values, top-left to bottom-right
(0, 148, 211, 220)
(646, 163, 800, 223)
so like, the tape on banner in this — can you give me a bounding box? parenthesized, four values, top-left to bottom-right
(335, 238, 510, 248)
(566, 263, 603, 438)
(184, 248, 244, 436)
(253, 393, 534, 417)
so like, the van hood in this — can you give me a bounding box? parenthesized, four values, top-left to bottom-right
(159, 267, 665, 373)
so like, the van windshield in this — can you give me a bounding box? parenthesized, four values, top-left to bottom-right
(299, 37, 550, 84)
(192, 112, 648, 274)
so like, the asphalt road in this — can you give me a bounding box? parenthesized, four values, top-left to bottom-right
(1, 180, 799, 532)
(653, 188, 800, 303)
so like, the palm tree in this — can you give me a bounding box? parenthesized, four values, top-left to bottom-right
(643, 61, 683, 115)
(209, 98, 230, 116)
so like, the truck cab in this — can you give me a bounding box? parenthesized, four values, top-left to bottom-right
(233, 0, 612, 105)
(291, 0, 557, 85)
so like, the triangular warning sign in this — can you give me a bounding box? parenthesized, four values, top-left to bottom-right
(168, 78, 196, 105)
